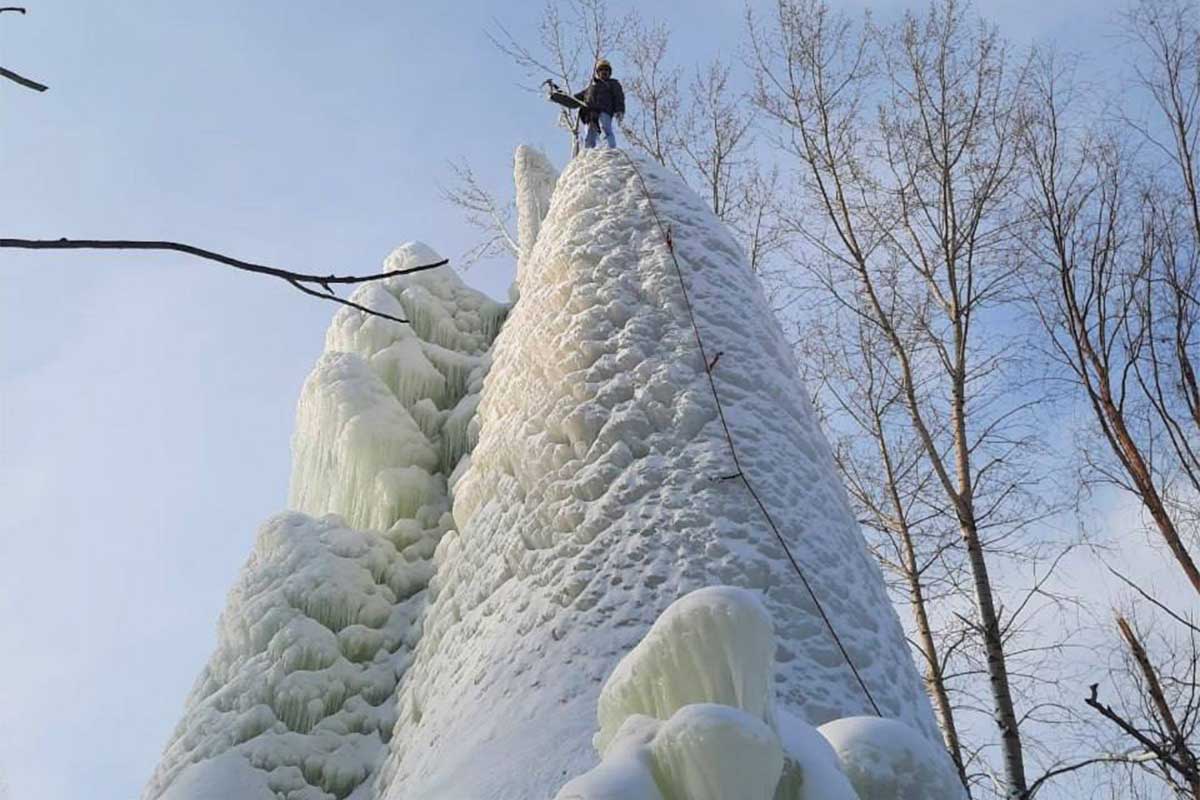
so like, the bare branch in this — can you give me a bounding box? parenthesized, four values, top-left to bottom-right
(0, 238, 449, 323)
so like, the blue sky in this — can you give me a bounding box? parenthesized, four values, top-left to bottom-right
(0, 1, 1138, 798)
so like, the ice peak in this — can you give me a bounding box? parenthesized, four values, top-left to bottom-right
(513, 144, 559, 286)
(147, 148, 944, 800)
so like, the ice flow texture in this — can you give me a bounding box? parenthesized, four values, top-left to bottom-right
(144, 147, 941, 800)
(378, 149, 939, 798)
(143, 244, 506, 800)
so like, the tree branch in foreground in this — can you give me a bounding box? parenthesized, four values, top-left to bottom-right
(1, 7, 49, 92)
(0, 64, 47, 92)
(0, 237, 449, 323)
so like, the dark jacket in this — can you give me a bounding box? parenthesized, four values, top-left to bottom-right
(575, 77, 625, 120)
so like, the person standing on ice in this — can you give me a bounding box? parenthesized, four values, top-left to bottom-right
(575, 58, 624, 149)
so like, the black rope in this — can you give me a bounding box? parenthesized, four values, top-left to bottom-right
(615, 150, 883, 716)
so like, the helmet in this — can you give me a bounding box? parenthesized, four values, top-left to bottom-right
(595, 58, 612, 75)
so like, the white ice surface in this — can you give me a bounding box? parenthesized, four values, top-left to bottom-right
(556, 705, 784, 800)
(652, 703, 783, 800)
(596, 585, 776, 751)
(148, 148, 944, 800)
(143, 513, 421, 800)
(514, 144, 560, 286)
(776, 709, 861, 800)
(145, 245, 506, 800)
(819, 716, 965, 800)
(158, 752, 274, 800)
(560, 588, 785, 800)
(556, 715, 664, 800)
(379, 149, 938, 799)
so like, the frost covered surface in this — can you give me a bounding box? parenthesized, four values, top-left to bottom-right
(379, 149, 938, 799)
(290, 242, 505, 534)
(558, 586, 959, 800)
(559, 588, 784, 800)
(820, 716, 965, 800)
(514, 144, 560, 283)
(148, 146, 946, 800)
(145, 244, 506, 800)
(596, 585, 776, 751)
(557, 706, 783, 800)
(144, 514, 420, 800)
(775, 710, 860, 800)
(653, 704, 783, 800)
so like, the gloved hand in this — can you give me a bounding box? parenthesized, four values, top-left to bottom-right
(616, 112, 624, 124)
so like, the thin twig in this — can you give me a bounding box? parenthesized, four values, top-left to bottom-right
(1108, 566, 1200, 634)
(1026, 753, 1149, 798)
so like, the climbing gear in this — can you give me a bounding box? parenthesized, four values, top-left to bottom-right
(543, 78, 594, 145)
(543, 79, 589, 112)
(595, 58, 612, 74)
(615, 150, 885, 717)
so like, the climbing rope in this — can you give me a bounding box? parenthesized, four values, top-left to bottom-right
(615, 149, 884, 717)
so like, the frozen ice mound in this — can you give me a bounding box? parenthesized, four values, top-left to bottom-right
(143, 513, 423, 800)
(144, 242, 508, 800)
(775, 709, 861, 800)
(514, 143, 560, 285)
(559, 587, 963, 800)
(558, 588, 784, 800)
(819, 716, 965, 800)
(379, 148, 940, 799)
(147, 144, 952, 800)
(595, 585, 777, 751)
(291, 242, 506, 534)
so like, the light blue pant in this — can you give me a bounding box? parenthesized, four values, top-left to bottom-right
(585, 112, 617, 149)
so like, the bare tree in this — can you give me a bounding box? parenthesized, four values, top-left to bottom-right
(1019, 3, 1200, 794)
(748, 2, 1086, 797)
(736, 164, 789, 277)
(622, 22, 785, 274)
(1086, 607, 1200, 799)
(800, 308, 973, 790)
(439, 159, 519, 270)
(673, 59, 754, 219)
(1020, 0, 1200, 596)
(489, 0, 634, 155)
(622, 21, 681, 166)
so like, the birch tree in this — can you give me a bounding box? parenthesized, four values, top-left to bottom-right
(1020, 1, 1200, 793)
(748, 2, 1077, 796)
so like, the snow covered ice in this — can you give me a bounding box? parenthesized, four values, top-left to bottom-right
(144, 147, 963, 800)
(557, 586, 961, 800)
(594, 586, 777, 753)
(819, 716, 966, 800)
(144, 243, 505, 800)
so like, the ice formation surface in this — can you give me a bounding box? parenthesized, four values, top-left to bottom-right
(146, 514, 420, 800)
(147, 146, 949, 800)
(595, 585, 776, 751)
(558, 586, 961, 800)
(378, 148, 939, 799)
(514, 143, 560, 282)
(558, 588, 784, 800)
(820, 716, 965, 800)
(775, 710, 861, 800)
(145, 242, 505, 800)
